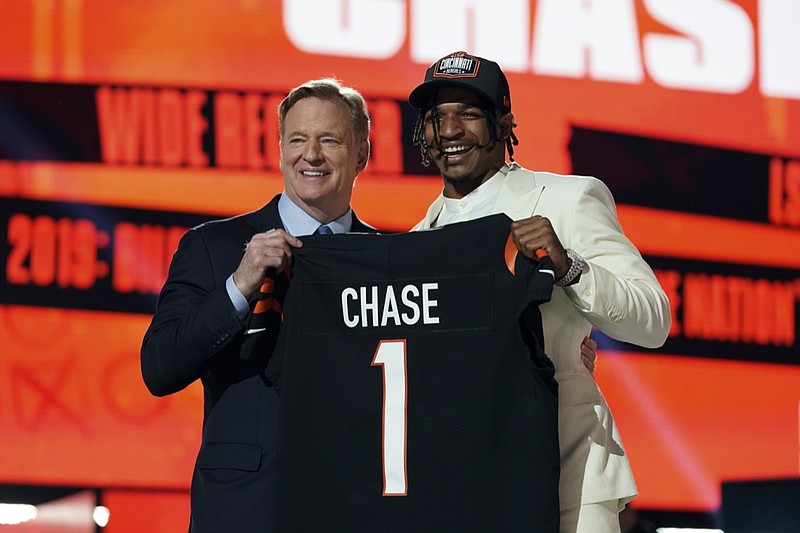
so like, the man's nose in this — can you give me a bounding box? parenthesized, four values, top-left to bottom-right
(438, 114, 463, 138)
(303, 140, 323, 163)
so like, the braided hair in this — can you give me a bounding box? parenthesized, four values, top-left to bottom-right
(411, 92, 519, 167)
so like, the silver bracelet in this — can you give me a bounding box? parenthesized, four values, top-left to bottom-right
(555, 249, 586, 287)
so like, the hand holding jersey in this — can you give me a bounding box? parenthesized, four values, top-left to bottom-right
(510, 215, 572, 279)
(233, 229, 303, 301)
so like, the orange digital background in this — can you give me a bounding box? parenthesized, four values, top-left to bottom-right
(2, 1, 800, 530)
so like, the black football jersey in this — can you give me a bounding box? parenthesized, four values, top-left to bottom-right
(266, 213, 560, 532)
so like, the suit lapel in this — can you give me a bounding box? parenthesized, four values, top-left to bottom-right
(493, 166, 545, 220)
(415, 196, 446, 230)
(246, 194, 284, 234)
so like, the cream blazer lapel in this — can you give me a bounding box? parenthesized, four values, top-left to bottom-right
(491, 164, 545, 221)
(412, 196, 445, 230)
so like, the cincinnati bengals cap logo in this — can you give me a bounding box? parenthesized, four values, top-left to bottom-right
(432, 52, 481, 79)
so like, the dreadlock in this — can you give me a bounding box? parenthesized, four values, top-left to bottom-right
(411, 95, 519, 166)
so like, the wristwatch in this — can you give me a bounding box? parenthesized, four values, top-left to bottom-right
(555, 249, 586, 287)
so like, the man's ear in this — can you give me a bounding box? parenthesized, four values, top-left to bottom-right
(356, 140, 370, 173)
(498, 112, 515, 140)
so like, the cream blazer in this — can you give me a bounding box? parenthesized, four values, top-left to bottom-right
(413, 163, 671, 513)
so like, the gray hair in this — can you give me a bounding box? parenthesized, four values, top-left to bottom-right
(278, 78, 371, 144)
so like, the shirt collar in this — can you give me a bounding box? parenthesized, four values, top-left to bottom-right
(441, 163, 511, 214)
(278, 194, 353, 236)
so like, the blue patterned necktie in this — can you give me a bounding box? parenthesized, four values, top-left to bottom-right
(315, 224, 333, 235)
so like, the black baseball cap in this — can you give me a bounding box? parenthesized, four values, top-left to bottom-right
(408, 51, 511, 113)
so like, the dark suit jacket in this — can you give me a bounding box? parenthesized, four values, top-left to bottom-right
(140, 194, 375, 532)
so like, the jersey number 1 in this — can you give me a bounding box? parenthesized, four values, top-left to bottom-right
(371, 339, 408, 496)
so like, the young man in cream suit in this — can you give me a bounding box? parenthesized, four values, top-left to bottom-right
(408, 51, 671, 533)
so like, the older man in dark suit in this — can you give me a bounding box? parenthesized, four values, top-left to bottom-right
(140, 78, 374, 532)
